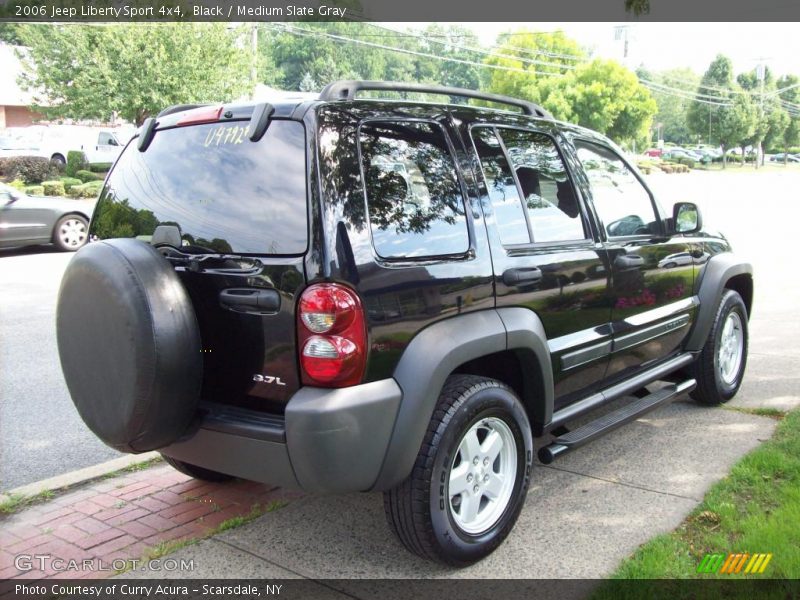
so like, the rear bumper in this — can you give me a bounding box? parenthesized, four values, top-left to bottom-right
(160, 378, 403, 493)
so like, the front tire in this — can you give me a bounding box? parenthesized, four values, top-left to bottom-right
(690, 290, 749, 405)
(53, 215, 89, 251)
(383, 375, 533, 566)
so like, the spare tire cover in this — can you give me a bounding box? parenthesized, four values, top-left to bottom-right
(56, 238, 202, 453)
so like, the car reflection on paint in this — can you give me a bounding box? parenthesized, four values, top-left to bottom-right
(658, 251, 693, 269)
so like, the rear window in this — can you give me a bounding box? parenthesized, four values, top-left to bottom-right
(91, 120, 307, 255)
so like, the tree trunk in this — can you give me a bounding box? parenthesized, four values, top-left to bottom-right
(722, 145, 727, 169)
(741, 145, 746, 168)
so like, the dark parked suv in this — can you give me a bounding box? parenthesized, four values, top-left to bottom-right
(56, 81, 753, 566)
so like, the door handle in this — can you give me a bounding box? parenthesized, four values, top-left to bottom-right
(614, 254, 644, 269)
(502, 267, 543, 287)
(219, 288, 280, 313)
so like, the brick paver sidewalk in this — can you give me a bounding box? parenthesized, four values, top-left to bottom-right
(0, 463, 301, 579)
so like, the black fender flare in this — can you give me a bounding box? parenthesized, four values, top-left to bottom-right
(684, 253, 753, 352)
(371, 307, 553, 491)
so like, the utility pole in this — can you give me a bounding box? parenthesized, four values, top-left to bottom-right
(614, 25, 632, 67)
(756, 62, 766, 167)
(251, 24, 259, 99)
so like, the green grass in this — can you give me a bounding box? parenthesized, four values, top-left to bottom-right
(0, 489, 56, 515)
(1, 456, 162, 515)
(593, 409, 800, 596)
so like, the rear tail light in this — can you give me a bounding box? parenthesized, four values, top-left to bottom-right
(297, 283, 367, 387)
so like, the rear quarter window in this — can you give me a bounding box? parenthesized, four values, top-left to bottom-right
(358, 120, 469, 260)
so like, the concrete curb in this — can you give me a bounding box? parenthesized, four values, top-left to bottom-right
(1, 451, 160, 503)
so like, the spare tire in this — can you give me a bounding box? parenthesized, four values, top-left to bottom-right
(56, 239, 202, 453)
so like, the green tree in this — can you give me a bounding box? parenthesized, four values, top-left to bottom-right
(687, 55, 735, 146)
(541, 59, 657, 146)
(17, 24, 253, 125)
(644, 67, 700, 144)
(717, 93, 756, 168)
(737, 67, 791, 167)
(776, 75, 800, 164)
(484, 30, 586, 105)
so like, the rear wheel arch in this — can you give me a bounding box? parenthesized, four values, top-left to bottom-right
(453, 347, 548, 436)
(372, 307, 553, 491)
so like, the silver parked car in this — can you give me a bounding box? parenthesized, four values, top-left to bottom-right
(0, 182, 95, 251)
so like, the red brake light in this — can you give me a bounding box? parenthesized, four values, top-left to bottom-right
(177, 106, 223, 126)
(297, 283, 366, 388)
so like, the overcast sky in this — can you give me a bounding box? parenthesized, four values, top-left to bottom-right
(386, 22, 800, 78)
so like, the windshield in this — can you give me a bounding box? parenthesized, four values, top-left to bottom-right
(91, 119, 308, 255)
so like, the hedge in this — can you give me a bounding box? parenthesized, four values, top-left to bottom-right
(66, 151, 89, 177)
(67, 181, 103, 198)
(24, 185, 44, 196)
(89, 163, 112, 173)
(0, 156, 58, 184)
(75, 169, 101, 183)
(41, 180, 66, 196)
(59, 177, 83, 192)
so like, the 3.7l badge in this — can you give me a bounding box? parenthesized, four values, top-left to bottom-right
(252, 374, 286, 386)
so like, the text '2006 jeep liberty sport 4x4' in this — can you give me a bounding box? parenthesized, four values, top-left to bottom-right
(56, 81, 752, 566)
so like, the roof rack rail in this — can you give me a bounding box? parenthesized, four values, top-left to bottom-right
(319, 80, 553, 119)
(157, 104, 211, 119)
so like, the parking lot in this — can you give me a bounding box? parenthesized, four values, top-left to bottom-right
(1, 168, 799, 579)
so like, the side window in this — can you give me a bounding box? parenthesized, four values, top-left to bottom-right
(97, 132, 114, 145)
(499, 129, 586, 243)
(471, 127, 530, 245)
(574, 140, 658, 237)
(359, 121, 469, 259)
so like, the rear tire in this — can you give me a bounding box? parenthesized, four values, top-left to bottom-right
(161, 455, 234, 482)
(690, 290, 748, 405)
(383, 375, 533, 566)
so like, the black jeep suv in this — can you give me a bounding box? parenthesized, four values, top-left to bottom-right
(56, 81, 752, 566)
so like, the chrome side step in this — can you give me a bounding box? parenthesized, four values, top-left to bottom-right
(538, 379, 696, 464)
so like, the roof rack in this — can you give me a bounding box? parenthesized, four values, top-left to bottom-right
(319, 80, 553, 119)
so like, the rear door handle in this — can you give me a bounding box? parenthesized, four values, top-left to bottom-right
(502, 267, 543, 287)
(219, 288, 280, 313)
(614, 254, 644, 269)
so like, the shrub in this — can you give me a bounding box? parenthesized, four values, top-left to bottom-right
(24, 185, 44, 196)
(66, 151, 89, 177)
(59, 177, 83, 192)
(0, 156, 57, 184)
(89, 163, 112, 173)
(67, 181, 103, 198)
(75, 169, 100, 183)
(41, 180, 66, 196)
(8, 179, 26, 190)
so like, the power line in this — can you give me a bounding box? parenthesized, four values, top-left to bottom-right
(271, 23, 570, 79)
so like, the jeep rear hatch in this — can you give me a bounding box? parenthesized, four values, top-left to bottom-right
(90, 118, 308, 412)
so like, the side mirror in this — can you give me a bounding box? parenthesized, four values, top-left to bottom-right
(672, 202, 702, 234)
